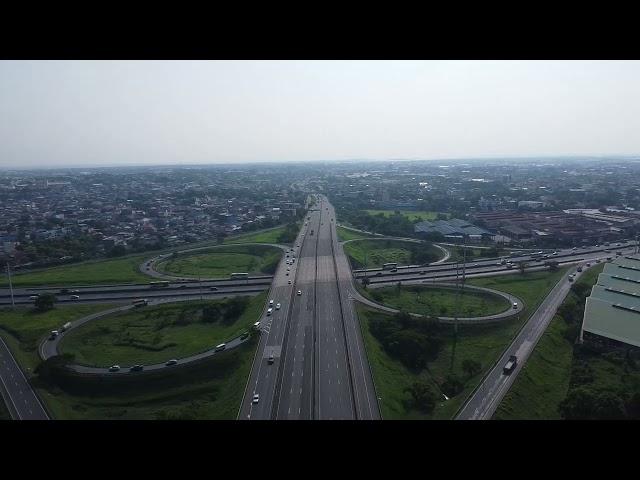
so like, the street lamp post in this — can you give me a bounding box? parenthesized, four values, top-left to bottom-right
(6, 263, 15, 309)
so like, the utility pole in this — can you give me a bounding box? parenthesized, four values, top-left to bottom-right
(6, 263, 15, 309)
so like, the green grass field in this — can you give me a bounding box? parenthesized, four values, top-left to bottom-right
(494, 264, 605, 420)
(365, 210, 449, 221)
(344, 239, 442, 269)
(358, 268, 568, 419)
(361, 285, 510, 318)
(4, 225, 292, 288)
(467, 268, 568, 316)
(6, 255, 151, 287)
(0, 304, 116, 373)
(60, 292, 266, 367)
(155, 245, 281, 278)
(446, 247, 508, 263)
(39, 335, 259, 420)
(223, 226, 287, 245)
(336, 226, 375, 242)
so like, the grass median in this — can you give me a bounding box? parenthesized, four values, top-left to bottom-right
(39, 334, 259, 420)
(358, 267, 568, 419)
(345, 239, 442, 269)
(360, 284, 510, 318)
(155, 244, 282, 278)
(0, 304, 116, 373)
(223, 226, 287, 245)
(59, 292, 267, 367)
(7, 255, 151, 287)
(336, 226, 375, 242)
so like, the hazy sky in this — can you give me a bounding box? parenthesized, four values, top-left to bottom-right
(1, 60, 640, 168)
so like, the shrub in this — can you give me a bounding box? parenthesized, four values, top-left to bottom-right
(441, 373, 464, 397)
(405, 381, 438, 413)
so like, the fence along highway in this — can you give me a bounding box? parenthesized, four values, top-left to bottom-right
(240, 195, 380, 420)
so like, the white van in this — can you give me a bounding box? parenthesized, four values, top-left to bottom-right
(215, 343, 226, 352)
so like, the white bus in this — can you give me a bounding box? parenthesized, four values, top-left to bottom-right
(230, 272, 249, 279)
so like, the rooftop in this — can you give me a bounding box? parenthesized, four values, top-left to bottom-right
(582, 254, 640, 348)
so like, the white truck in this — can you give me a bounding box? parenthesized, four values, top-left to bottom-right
(503, 355, 518, 375)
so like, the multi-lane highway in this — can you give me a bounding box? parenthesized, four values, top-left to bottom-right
(0, 336, 49, 420)
(0, 277, 272, 306)
(240, 195, 380, 420)
(354, 241, 638, 286)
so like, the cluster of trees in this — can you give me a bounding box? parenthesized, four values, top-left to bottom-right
(34, 293, 56, 312)
(369, 311, 443, 370)
(557, 345, 640, 420)
(402, 358, 482, 414)
(338, 209, 415, 238)
(558, 385, 637, 419)
(277, 222, 301, 244)
(405, 380, 438, 413)
(557, 281, 593, 344)
(410, 244, 441, 265)
(201, 297, 250, 325)
(11, 234, 100, 266)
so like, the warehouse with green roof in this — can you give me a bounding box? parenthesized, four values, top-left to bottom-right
(580, 254, 640, 348)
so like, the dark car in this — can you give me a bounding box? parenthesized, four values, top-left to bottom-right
(178, 284, 187, 289)
(59, 288, 69, 294)
(130, 364, 144, 372)
(210, 286, 219, 291)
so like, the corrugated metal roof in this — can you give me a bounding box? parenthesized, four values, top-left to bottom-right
(583, 297, 640, 348)
(582, 254, 640, 348)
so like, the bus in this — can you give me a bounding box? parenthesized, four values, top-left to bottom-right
(382, 263, 398, 270)
(149, 281, 170, 288)
(230, 272, 249, 279)
(132, 298, 148, 307)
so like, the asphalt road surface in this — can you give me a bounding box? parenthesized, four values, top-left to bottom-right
(353, 241, 638, 284)
(0, 279, 270, 306)
(455, 248, 637, 420)
(240, 195, 380, 420)
(0, 336, 49, 420)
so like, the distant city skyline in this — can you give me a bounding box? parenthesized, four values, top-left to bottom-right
(2, 60, 640, 168)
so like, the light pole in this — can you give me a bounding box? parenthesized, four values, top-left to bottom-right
(6, 263, 15, 309)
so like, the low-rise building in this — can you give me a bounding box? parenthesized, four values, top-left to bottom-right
(580, 254, 640, 349)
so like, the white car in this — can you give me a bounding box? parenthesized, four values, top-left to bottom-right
(297, 290, 302, 296)
(252, 393, 260, 404)
(288, 280, 292, 284)
(269, 299, 274, 306)
(267, 307, 273, 316)
(70, 295, 80, 300)
(275, 303, 281, 310)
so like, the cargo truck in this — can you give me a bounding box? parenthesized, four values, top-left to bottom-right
(503, 355, 518, 374)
